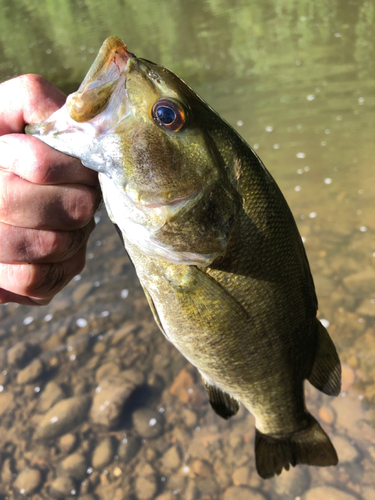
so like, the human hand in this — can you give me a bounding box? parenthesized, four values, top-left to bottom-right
(0, 74, 101, 306)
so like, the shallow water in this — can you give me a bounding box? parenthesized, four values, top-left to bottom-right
(0, 0, 375, 499)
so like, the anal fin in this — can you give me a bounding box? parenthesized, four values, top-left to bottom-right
(308, 319, 341, 396)
(201, 376, 239, 420)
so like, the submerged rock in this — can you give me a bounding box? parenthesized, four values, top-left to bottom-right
(14, 467, 42, 495)
(132, 408, 164, 439)
(34, 395, 91, 440)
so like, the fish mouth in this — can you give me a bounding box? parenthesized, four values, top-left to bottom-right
(66, 36, 134, 123)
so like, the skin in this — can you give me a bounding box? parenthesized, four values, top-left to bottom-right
(0, 75, 101, 305)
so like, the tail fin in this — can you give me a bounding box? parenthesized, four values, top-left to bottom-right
(255, 415, 338, 479)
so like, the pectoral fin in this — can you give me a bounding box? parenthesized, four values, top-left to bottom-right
(201, 376, 240, 420)
(142, 285, 169, 340)
(308, 319, 341, 396)
(170, 265, 249, 326)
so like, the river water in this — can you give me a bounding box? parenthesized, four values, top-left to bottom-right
(0, 1, 375, 499)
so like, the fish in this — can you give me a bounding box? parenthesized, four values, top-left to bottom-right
(26, 36, 341, 479)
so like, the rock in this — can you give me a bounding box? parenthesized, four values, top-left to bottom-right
(90, 370, 144, 428)
(170, 368, 194, 403)
(58, 433, 77, 454)
(155, 494, 175, 500)
(92, 437, 115, 469)
(191, 459, 212, 477)
(7, 341, 31, 366)
(72, 282, 93, 302)
(196, 477, 219, 495)
(357, 296, 375, 317)
(303, 486, 358, 500)
(181, 408, 198, 428)
(135, 476, 158, 500)
(331, 435, 360, 463)
(34, 395, 91, 440)
(318, 405, 336, 425)
(132, 408, 164, 439)
(341, 363, 355, 392)
(232, 466, 251, 486)
(223, 486, 266, 500)
(37, 381, 66, 413)
(14, 467, 42, 495)
(160, 445, 181, 470)
(17, 358, 44, 384)
(50, 475, 77, 498)
(57, 452, 88, 481)
(95, 362, 121, 383)
(66, 333, 91, 357)
(271, 465, 310, 498)
(0, 392, 15, 416)
(117, 436, 142, 462)
(343, 268, 375, 296)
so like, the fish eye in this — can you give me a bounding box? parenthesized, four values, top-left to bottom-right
(152, 99, 186, 131)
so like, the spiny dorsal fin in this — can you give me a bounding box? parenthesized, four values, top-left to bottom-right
(308, 319, 341, 396)
(201, 376, 240, 420)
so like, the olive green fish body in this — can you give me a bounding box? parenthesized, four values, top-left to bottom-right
(26, 37, 341, 478)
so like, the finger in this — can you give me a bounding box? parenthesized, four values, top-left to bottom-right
(0, 289, 47, 306)
(0, 245, 88, 304)
(0, 219, 95, 264)
(0, 134, 99, 187)
(0, 171, 100, 230)
(0, 74, 67, 135)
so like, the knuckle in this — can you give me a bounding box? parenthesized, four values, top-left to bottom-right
(67, 188, 100, 228)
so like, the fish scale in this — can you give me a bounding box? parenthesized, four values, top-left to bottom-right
(26, 36, 341, 479)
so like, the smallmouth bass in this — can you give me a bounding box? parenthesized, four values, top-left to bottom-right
(27, 36, 341, 478)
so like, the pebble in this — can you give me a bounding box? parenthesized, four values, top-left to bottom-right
(342, 268, 375, 295)
(132, 408, 164, 439)
(66, 333, 91, 357)
(341, 363, 355, 392)
(155, 494, 175, 500)
(271, 465, 310, 498)
(34, 395, 91, 440)
(37, 381, 66, 413)
(90, 370, 144, 428)
(160, 445, 181, 470)
(232, 466, 252, 486)
(169, 368, 194, 403)
(318, 405, 336, 425)
(331, 435, 360, 463)
(16, 358, 44, 384)
(95, 362, 120, 382)
(191, 459, 212, 477)
(57, 452, 88, 480)
(14, 467, 42, 495)
(58, 433, 77, 454)
(303, 486, 358, 500)
(223, 486, 267, 500)
(117, 436, 142, 462)
(0, 392, 15, 416)
(92, 437, 115, 469)
(357, 296, 375, 317)
(50, 475, 76, 498)
(135, 476, 158, 500)
(7, 341, 31, 366)
(181, 408, 198, 428)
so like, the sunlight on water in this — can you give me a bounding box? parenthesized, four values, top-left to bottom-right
(0, 0, 375, 499)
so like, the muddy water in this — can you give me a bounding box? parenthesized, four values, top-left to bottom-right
(0, 0, 375, 499)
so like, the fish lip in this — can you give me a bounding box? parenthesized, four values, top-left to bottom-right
(78, 37, 134, 92)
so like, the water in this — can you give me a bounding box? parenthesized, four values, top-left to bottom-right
(0, 0, 375, 498)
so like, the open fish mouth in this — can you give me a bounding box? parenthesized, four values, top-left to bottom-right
(66, 36, 134, 123)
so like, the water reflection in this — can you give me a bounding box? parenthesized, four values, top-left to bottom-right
(0, 0, 375, 499)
